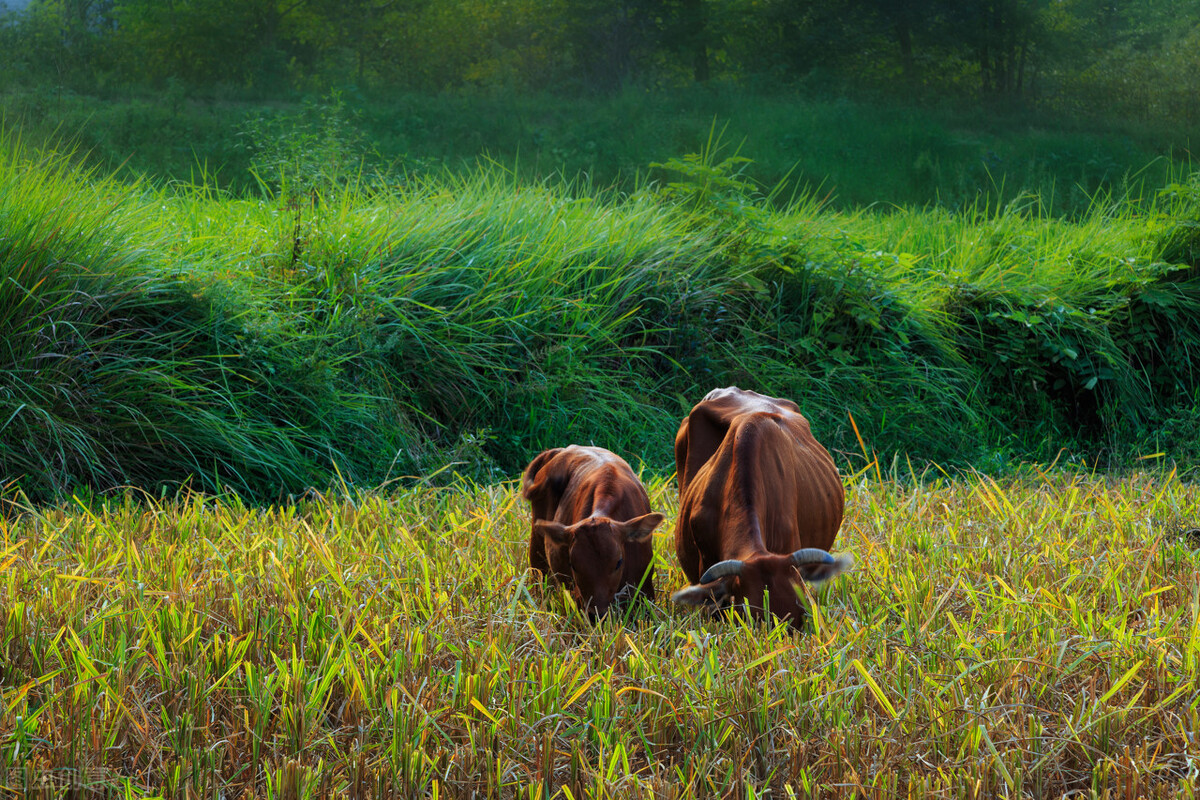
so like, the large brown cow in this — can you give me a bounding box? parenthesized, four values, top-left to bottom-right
(522, 445, 663, 617)
(670, 387, 852, 629)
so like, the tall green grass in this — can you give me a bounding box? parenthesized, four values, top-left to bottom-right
(0, 133, 401, 498)
(3, 127, 1200, 501)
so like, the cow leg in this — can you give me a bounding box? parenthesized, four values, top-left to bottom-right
(626, 548, 655, 601)
(638, 569, 655, 601)
(674, 518, 704, 585)
(529, 526, 550, 575)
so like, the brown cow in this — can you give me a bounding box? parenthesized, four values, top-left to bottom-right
(522, 445, 663, 617)
(670, 387, 852, 629)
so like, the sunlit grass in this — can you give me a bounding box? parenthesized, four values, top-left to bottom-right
(2, 471, 1198, 797)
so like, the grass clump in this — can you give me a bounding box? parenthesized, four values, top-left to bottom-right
(4, 126, 1200, 500)
(1, 472, 1198, 796)
(0, 131, 403, 499)
(773, 190, 1200, 461)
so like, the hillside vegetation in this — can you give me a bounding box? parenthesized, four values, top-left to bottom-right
(2, 127, 1200, 500)
(1, 473, 1198, 796)
(0, 88, 1185, 215)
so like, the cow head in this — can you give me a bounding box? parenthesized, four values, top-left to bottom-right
(535, 513, 664, 617)
(671, 548, 853, 630)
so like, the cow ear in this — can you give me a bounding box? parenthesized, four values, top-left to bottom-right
(534, 521, 572, 546)
(671, 580, 731, 608)
(795, 552, 854, 586)
(620, 513, 664, 544)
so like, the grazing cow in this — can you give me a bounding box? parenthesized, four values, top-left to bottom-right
(670, 387, 852, 629)
(522, 445, 663, 616)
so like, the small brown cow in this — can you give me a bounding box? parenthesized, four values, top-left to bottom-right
(522, 445, 663, 617)
(670, 387, 852, 629)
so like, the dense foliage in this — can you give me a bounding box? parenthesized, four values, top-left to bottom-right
(2, 130, 1199, 500)
(2, 0, 1200, 127)
(1, 86, 1186, 214)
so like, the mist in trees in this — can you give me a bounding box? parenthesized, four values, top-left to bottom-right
(2, 0, 1199, 124)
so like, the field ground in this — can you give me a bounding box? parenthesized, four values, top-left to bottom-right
(2, 470, 1199, 797)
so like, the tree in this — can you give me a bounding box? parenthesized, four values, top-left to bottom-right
(945, 0, 1049, 98)
(12, 0, 115, 86)
(852, 0, 940, 86)
(658, 0, 711, 82)
(561, 0, 662, 91)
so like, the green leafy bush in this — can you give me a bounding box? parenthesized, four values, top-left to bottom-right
(4, 130, 1200, 501)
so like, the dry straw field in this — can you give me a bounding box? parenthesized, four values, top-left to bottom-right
(2, 468, 1199, 798)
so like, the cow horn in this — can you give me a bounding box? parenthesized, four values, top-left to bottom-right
(700, 559, 745, 583)
(789, 548, 835, 565)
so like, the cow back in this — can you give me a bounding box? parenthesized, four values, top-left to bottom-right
(525, 446, 651, 523)
(675, 387, 802, 496)
(523, 445, 657, 602)
(749, 411, 843, 554)
(675, 388, 843, 580)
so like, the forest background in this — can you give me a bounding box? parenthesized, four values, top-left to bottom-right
(4, 0, 1200, 203)
(4, 0, 1199, 118)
